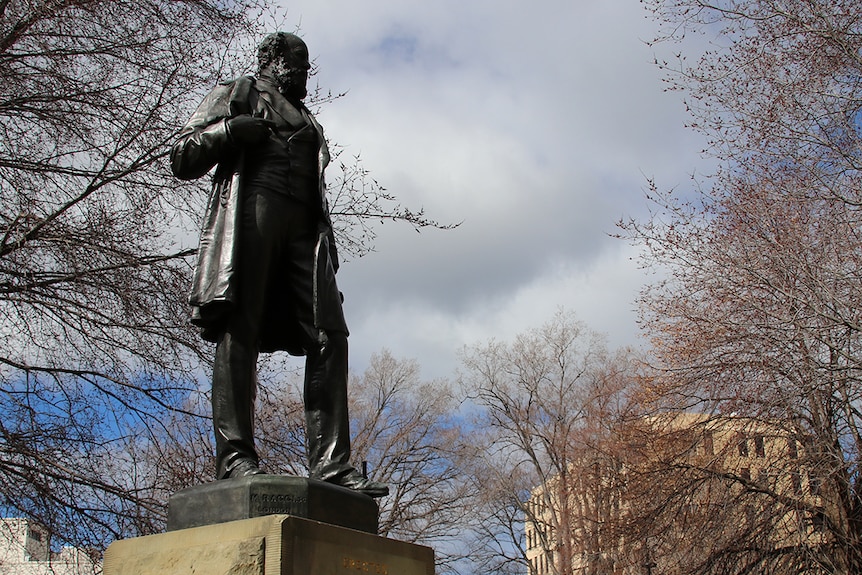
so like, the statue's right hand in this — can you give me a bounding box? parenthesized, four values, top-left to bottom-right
(226, 116, 276, 147)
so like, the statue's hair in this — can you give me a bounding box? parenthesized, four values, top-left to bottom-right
(257, 32, 305, 70)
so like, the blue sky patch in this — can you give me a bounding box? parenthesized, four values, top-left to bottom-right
(376, 34, 418, 63)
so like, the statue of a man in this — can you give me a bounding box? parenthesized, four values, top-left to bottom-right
(170, 32, 388, 498)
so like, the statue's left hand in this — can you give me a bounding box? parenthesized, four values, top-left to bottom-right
(226, 116, 276, 147)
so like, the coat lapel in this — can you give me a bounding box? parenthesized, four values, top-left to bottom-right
(254, 79, 307, 129)
(254, 78, 328, 171)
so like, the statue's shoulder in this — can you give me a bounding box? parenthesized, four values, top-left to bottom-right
(211, 75, 258, 116)
(219, 75, 256, 91)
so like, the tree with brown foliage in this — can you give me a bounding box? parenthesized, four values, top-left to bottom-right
(620, 411, 834, 575)
(621, 1, 862, 573)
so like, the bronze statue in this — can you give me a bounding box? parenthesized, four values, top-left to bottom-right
(170, 32, 388, 498)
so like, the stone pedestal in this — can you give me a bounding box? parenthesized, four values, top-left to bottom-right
(103, 514, 434, 575)
(167, 475, 378, 534)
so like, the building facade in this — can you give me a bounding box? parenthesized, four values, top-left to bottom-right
(524, 414, 824, 575)
(0, 518, 98, 575)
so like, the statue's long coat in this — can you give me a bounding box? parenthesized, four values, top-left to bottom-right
(170, 76, 346, 354)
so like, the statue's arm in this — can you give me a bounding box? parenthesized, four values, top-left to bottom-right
(170, 84, 238, 181)
(170, 117, 234, 181)
(328, 228, 340, 273)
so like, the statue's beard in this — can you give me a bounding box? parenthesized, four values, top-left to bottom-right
(268, 65, 307, 101)
(279, 79, 307, 101)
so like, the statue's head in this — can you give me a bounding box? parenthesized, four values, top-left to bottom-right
(258, 32, 310, 101)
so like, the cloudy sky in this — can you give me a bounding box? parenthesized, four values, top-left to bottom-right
(270, 0, 707, 379)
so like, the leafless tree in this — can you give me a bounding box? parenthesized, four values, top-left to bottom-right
(142, 350, 472, 573)
(0, 0, 272, 551)
(347, 352, 470, 550)
(325, 149, 458, 261)
(457, 311, 640, 575)
(0, 0, 453, 555)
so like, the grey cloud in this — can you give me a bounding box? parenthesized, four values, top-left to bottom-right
(268, 0, 706, 375)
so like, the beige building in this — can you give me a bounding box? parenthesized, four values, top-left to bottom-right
(525, 455, 627, 575)
(524, 414, 822, 575)
(0, 518, 98, 575)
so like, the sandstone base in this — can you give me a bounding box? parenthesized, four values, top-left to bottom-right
(103, 514, 434, 575)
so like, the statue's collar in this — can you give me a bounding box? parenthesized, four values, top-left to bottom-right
(254, 77, 307, 129)
(256, 77, 304, 107)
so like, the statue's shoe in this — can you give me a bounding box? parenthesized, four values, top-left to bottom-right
(329, 470, 389, 498)
(224, 458, 264, 479)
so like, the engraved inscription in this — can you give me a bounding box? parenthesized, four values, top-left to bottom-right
(250, 493, 307, 515)
(343, 556, 389, 575)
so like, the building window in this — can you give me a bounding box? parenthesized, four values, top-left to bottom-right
(738, 435, 749, 457)
(754, 435, 765, 458)
(791, 472, 802, 495)
(702, 431, 714, 456)
(788, 438, 798, 459)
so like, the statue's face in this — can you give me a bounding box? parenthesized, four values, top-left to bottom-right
(268, 41, 310, 100)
